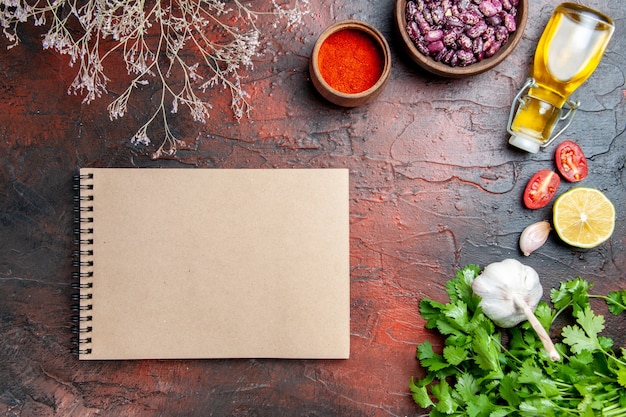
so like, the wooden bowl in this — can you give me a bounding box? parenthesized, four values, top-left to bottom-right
(395, 0, 528, 78)
(310, 20, 392, 107)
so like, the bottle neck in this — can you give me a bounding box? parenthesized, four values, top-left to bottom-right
(527, 84, 567, 108)
(508, 92, 562, 151)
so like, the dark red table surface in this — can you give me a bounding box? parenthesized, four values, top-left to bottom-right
(1, 0, 624, 415)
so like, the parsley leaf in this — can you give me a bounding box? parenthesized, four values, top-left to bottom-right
(465, 393, 496, 417)
(417, 341, 450, 372)
(443, 301, 472, 335)
(443, 345, 468, 366)
(472, 327, 503, 378)
(562, 306, 604, 354)
(431, 379, 458, 414)
(616, 363, 626, 388)
(519, 398, 558, 416)
(499, 373, 520, 407)
(410, 376, 434, 408)
(518, 360, 560, 397)
(454, 372, 479, 403)
(419, 298, 446, 327)
(550, 277, 590, 314)
(447, 264, 481, 310)
(607, 290, 626, 315)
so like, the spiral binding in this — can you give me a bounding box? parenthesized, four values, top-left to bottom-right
(72, 172, 94, 356)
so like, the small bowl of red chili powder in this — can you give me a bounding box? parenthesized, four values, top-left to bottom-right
(310, 20, 391, 107)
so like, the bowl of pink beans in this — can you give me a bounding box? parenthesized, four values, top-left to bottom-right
(395, 0, 528, 77)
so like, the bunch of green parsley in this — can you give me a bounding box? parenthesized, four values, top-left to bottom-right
(410, 264, 626, 417)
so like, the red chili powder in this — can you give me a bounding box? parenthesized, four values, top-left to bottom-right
(317, 29, 385, 94)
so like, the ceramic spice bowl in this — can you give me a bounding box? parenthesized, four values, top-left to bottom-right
(395, 0, 528, 78)
(310, 20, 392, 107)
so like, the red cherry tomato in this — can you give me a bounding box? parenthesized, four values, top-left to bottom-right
(523, 170, 561, 209)
(555, 140, 588, 182)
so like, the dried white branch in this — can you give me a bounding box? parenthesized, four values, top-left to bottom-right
(1, 0, 310, 155)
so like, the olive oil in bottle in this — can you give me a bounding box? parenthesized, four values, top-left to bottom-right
(508, 3, 614, 153)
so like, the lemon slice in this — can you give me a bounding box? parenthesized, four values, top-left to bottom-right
(553, 187, 615, 249)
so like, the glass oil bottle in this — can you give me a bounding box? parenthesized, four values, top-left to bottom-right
(507, 2, 614, 153)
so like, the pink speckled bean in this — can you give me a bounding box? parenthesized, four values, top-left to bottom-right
(504, 13, 517, 32)
(479, 0, 498, 17)
(425, 29, 444, 42)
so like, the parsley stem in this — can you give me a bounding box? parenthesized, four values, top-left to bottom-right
(590, 294, 626, 313)
(602, 404, 626, 417)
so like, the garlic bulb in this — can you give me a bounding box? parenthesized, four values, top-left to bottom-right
(471, 259, 560, 361)
(519, 221, 551, 256)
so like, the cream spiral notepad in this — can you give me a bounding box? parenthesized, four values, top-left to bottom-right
(72, 168, 350, 360)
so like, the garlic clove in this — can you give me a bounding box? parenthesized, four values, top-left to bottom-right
(519, 220, 552, 256)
